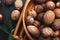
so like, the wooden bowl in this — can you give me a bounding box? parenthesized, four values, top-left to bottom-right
(23, 0, 35, 40)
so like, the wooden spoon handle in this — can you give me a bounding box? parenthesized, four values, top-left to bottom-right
(13, 0, 30, 39)
(17, 27, 24, 40)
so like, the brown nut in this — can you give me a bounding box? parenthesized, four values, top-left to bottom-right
(33, 20, 40, 28)
(39, 36, 51, 40)
(53, 31, 59, 37)
(35, 5, 43, 14)
(15, 0, 23, 10)
(46, 1, 55, 10)
(11, 10, 20, 21)
(54, 8, 60, 18)
(27, 25, 40, 37)
(53, 37, 60, 40)
(5, 0, 13, 6)
(42, 27, 53, 37)
(37, 13, 44, 21)
(26, 16, 34, 25)
(52, 19, 60, 30)
(34, 0, 46, 4)
(44, 10, 55, 25)
(0, 14, 3, 22)
(28, 9, 37, 18)
(56, 1, 60, 7)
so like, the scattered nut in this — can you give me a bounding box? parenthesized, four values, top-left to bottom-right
(11, 10, 20, 21)
(46, 1, 55, 10)
(37, 13, 44, 21)
(52, 19, 60, 30)
(35, 5, 43, 14)
(53, 30, 59, 37)
(28, 9, 37, 18)
(42, 27, 53, 37)
(44, 10, 55, 25)
(27, 25, 40, 37)
(26, 16, 34, 25)
(56, 1, 60, 7)
(33, 20, 40, 28)
(0, 14, 3, 22)
(35, 0, 46, 4)
(54, 8, 60, 18)
(5, 0, 13, 6)
(15, 0, 23, 10)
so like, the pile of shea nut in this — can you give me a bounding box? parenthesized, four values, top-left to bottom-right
(25, 0, 60, 40)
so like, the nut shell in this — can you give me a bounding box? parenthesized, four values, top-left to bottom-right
(11, 10, 20, 21)
(56, 1, 60, 7)
(52, 19, 60, 30)
(33, 20, 40, 28)
(46, 1, 55, 10)
(44, 10, 55, 25)
(54, 8, 60, 18)
(15, 0, 23, 10)
(53, 31, 59, 37)
(5, 0, 13, 6)
(42, 27, 53, 37)
(0, 14, 3, 22)
(26, 16, 34, 25)
(35, 5, 43, 14)
(37, 13, 44, 21)
(27, 25, 40, 37)
(28, 9, 37, 18)
(35, 0, 46, 4)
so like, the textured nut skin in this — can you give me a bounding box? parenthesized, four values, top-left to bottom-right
(5, 0, 13, 6)
(54, 8, 60, 18)
(44, 10, 55, 25)
(28, 9, 37, 18)
(35, 5, 43, 14)
(42, 27, 53, 37)
(27, 25, 40, 37)
(11, 10, 20, 21)
(33, 20, 40, 27)
(26, 16, 34, 25)
(46, 1, 55, 10)
(53, 31, 59, 37)
(53, 19, 60, 30)
(0, 14, 3, 22)
(15, 0, 23, 10)
(56, 1, 60, 7)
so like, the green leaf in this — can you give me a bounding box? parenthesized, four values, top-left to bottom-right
(8, 29, 15, 40)
(8, 35, 15, 40)
(0, 25, 9, 34)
